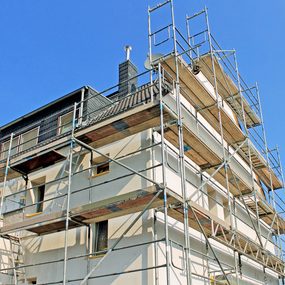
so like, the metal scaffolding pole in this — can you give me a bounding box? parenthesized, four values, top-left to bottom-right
(0, 133, 14, 217)
(169, 1, 192, 284)
(233, 51, 264, 248)
(62, 102, 77, 285)
(157, 62, 171, 285)
(256, 82, 284, 262)
(205, 6, 233, 224)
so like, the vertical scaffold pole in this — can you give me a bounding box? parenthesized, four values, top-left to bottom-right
(204, 8, 233, 285)
(170, 0, 192, 283)
(205, 7, 234, 228)
(233, 196, 240, 285)
(0, 133, 14, 217)
(233, 52, 264, 248)
(256, 83, 283, 258)
(148, 6, 154, 101)
(158, 62, 171, 285)
(275, 145, 284, 259)
(154, 210, 159, 285)
(63, 102, 77, 285)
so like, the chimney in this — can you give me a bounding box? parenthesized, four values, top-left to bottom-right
(118, 45, 138, 98)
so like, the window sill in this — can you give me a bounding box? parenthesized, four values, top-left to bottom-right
(88, 253, 106, 259)
(89, 171, 110, 179)
(25, 212, 43, 218)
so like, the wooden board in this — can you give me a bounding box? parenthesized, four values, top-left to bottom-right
(237, 141, 267, 170)
(197, 54, 239, 101)
(161, 55, 245, 145)
(209, 105, 245, 144)
(206, 165, 251, 197)
(164, 125, 222, 169)
(197, 54, 261, 128)
(243, 194, 285, 234)
(71, 186, 177, 224)
(1, 184, 284, 275)
(256, 167, 283, 190)
(236, 141, 282, 190)
(167, 194, 285, 275)
(1, 210, 68, 235)
(76, 102, 172, 149)
(0, 186, 169, 235)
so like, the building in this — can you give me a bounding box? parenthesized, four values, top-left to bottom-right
(0, 2, 285, 284)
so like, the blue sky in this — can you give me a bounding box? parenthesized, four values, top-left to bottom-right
(0, 0, 285, 169)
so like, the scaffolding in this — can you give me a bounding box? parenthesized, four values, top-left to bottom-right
(0, 1, 285, 284)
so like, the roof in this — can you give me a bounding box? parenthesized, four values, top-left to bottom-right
(82, 81, 171, 128)
(0, 85, 99, 131)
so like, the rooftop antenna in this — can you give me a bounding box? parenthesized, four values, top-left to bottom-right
(125, 45, 132, 61)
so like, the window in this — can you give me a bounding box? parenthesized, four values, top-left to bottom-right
(31, 178, 46, 213)
(20, 127, 39, 152)
(1, 136, 19, 160)
(97, 162, 110, 174)
(36, 185, 45, 213)
(91, 220, 108, 256)
(91, 154, 110, 177)
(58, 112, 73, 135)
(27, 277, 37, 284)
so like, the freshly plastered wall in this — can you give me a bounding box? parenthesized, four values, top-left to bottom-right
(0, 128, 280, 285)
(0, 236, 13, 285)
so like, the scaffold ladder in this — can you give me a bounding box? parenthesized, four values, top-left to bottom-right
(8, 234, 27, 285)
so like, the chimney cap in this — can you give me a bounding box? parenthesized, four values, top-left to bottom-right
(124, 45, 132, 61)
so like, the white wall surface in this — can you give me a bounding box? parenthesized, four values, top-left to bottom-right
(0, 127, 280, 285)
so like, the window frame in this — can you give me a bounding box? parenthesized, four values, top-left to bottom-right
(58, 111, 74, 135)
(91, 154, 110, 178)
(1, 136, 20, 160)
(35, 184, 45, 213)
(30, 177, 46, 214)
(19, 127, 39, 152)
(90, 220, 108, 257)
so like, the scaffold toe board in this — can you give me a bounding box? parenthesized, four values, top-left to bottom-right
(235, 140, 283, 190)
(166, 193, 285, 275)
(71, 186, 176, 224)
(197, 54, 261, 128)
(161, 55, 245, 144)
(164, 126, 222, 169)
(243, 193, 285, 233)
(237, 141, 267, 170)
(206, 164, 251, 197)
(0, 210, 77, 235)
(75, 101, 173, 149)
(257, 167, 283, 190)
(0, 186, 174, 235)
(192, 202, 284, 275)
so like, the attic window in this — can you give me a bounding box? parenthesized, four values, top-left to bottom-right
(91, 154, 110, 177)
(1, 136, 19, 160)
(58, 112, 73, 135)
(20, 127, 39, 152)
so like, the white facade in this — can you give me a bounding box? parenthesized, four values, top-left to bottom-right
(0, 118, 281, 284)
